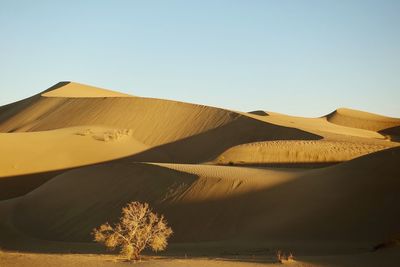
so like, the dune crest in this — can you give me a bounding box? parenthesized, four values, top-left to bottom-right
(41, 81, 133, 98)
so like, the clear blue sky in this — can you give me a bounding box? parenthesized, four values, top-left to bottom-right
(1, 0, 399, 117)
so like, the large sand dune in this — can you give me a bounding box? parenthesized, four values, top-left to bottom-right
(0, 82, 399, 266)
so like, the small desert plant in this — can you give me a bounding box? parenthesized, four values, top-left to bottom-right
(276, 250, 294, 263)
(93, 201, 173, 261)
(276, 250, 283, 263)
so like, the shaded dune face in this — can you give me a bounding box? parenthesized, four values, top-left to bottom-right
(13, 163, 198, 242)
(380, 126, 400, 142)
(1, 82, 399, 251)
(12, 147, 400, 243)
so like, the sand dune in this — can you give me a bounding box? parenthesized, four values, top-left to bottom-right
(326, 108, 400, 132)
(0, 82, 399, 266)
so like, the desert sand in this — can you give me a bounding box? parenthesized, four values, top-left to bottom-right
(0, 82, 399, 266)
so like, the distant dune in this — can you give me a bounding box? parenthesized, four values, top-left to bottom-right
(0, 81, 399, 266)
(326, 107, 400, 131)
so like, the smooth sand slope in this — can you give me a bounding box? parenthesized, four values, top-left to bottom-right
(0, 126, 150, 177)
(0, 81, 399, 266)
(214, 140, 397, 165)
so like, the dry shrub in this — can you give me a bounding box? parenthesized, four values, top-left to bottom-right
(276, 250, 295, 263)
(93, 201, 173, 261)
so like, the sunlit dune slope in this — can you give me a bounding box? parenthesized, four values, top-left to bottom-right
(0, 126, 153, 177)
(214, 140, 398, 165)
(11, 147, 400, 244)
